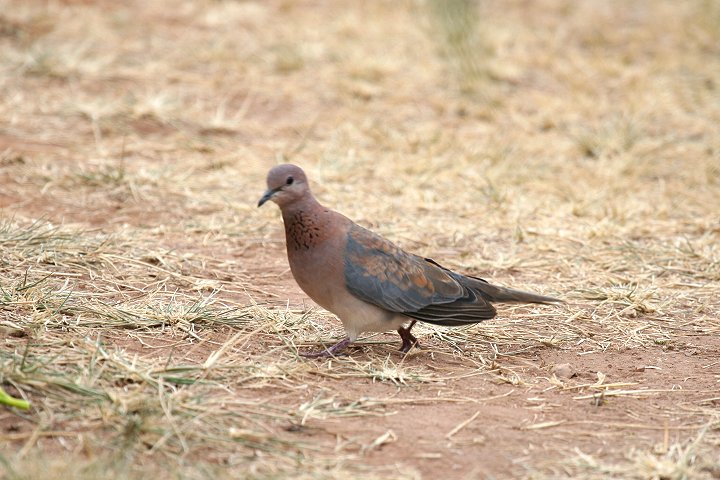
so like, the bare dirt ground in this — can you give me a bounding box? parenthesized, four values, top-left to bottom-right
(1, 1, 719, 479)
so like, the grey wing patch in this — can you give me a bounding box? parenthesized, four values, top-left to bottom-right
(410, 258, 498, 324)
(407, 291, 497, 325)
(344, 224, 500, 325)
(344, 225, 464, 313)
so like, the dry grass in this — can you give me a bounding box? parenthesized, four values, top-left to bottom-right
(1, 0, 719, 478)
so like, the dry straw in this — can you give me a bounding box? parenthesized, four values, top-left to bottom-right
(1, 0, 719, 478)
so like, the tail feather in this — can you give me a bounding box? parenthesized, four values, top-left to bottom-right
(423, 257, 563, 305)
(467, 277, 563, 304)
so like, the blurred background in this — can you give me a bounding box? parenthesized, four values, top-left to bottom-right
(1, 0, 717, 237)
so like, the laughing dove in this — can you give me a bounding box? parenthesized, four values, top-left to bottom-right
(258, 164, 561, 356)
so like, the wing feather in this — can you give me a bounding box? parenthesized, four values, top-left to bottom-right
(344, 225, 497, 325)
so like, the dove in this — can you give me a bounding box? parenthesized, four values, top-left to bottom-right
(258, 164, 561, 357)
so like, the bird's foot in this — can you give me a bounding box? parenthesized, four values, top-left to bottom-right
(399, 336, 420, 353)
(301, 337, 352, 358)
(397, 321, 420, 353)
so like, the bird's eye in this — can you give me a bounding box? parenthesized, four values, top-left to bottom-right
(286, 176, 294, 185)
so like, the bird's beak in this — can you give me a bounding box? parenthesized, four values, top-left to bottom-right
(257, 188, 278, 207)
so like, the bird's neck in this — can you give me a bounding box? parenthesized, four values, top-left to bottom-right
(281, 197, 329, 252)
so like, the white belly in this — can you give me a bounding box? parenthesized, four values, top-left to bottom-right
(325, 292, 410, 341)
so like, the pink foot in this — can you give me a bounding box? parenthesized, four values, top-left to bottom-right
(301, 337, 352, 358)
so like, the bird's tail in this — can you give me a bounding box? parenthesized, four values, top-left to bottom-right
(423, 257, 563, 305)
(467, 277, 563, 304)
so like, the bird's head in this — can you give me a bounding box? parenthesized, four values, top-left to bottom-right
(258, 163, 310, 208)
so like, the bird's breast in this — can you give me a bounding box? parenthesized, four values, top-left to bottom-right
(285, 210, 326, 251)
(283, 209, 347, 310)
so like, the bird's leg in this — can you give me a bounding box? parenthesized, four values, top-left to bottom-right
(397, 320, 419, 353)
(301, 337, 352, 358)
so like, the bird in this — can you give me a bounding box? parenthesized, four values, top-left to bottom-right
(258, 164, 562, 357)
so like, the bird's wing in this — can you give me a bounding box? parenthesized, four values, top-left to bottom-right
(343, 224, 497, 325)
